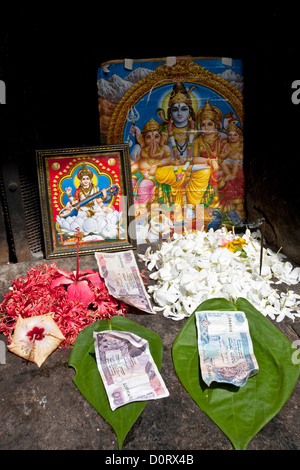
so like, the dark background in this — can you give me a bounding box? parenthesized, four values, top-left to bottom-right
(1, 6, 300, 263)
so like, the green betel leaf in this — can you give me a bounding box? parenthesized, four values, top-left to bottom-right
(68, 316, 164, 449)
(172, 297, 300, 450)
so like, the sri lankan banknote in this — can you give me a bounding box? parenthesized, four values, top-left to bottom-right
(195, 310, 259, 387)
(93, 330, 169, 410)
(95, 251, 155, 314)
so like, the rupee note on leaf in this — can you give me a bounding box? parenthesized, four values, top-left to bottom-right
(95, 250, 155, 314)
(93, 330, 169, 411)
(195, 310, 259, 387)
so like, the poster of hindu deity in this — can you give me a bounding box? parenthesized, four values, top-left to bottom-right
(97, 57, 244, 244)
(36, 145, 135, 258)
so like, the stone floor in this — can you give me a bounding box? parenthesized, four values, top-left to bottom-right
(0, 245, 300, 452)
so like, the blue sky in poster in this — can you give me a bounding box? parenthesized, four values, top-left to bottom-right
(97, 57, 243, 153)
(123, 82, 240, 153)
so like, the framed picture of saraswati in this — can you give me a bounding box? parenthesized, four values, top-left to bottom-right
(97, 57, 244, 244)
(36, 144, 136, 259)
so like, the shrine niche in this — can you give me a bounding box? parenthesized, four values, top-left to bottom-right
(97, 57, 244, 243)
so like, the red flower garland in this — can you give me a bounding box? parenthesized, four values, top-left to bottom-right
(0, 262, 129, 348)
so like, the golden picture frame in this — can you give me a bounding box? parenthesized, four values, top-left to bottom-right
(36, 144, 136, 259)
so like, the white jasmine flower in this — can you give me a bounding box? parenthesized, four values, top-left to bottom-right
(141, 228, 300, 323)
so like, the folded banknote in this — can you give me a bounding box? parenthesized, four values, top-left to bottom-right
(95, 250, 155, 314)
(195, 310, 259, 387)
(93, 330, 169, 410)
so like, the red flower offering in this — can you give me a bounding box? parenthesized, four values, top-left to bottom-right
(0, 231, 128, 348)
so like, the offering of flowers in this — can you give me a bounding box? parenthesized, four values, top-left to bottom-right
(139, 228, 300, 322)
(0, 230, 129, 349)
(0, 262, 129, 348)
